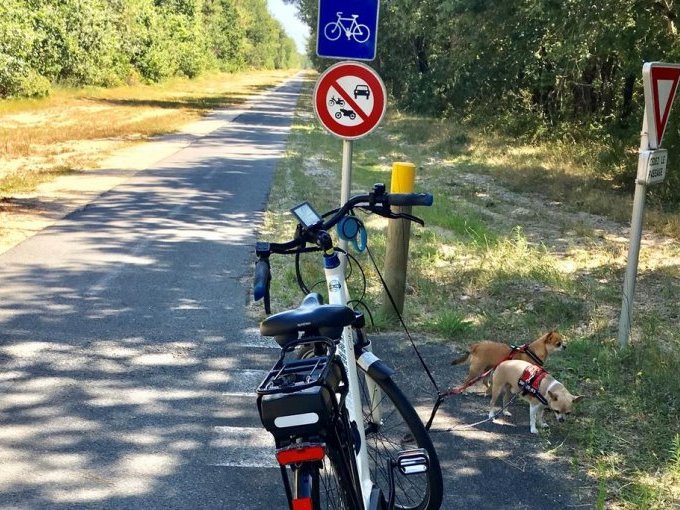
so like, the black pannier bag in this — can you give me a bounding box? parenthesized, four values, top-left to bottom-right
(257, 338, 346, 444)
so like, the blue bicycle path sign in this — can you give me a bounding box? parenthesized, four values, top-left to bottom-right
(316, 0, 380, 61)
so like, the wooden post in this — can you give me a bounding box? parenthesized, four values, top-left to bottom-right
(381, 162, 416, 322)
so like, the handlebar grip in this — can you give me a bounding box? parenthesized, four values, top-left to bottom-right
(254, 258, 271, 314)
(387, 193, 434, 207)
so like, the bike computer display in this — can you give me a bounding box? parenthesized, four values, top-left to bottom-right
(291, 201, 323, 228)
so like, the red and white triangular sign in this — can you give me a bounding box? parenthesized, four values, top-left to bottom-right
(643, 62, 680, 149)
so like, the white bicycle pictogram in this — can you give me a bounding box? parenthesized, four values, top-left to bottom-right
(323, 12, 370, 43)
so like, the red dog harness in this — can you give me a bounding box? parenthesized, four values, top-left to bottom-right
(517, 365, 549, 405)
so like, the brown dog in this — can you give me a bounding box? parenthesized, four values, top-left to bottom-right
(488, 359, 583, 434)
(451, 331, 565, 389)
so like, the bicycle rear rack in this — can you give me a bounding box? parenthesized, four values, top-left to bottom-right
(257, 337, 347, 444)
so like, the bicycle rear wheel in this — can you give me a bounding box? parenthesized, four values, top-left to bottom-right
(314, 446, 358, 509)
(286, 424, 362, 509)
(358, 371, 443, 510)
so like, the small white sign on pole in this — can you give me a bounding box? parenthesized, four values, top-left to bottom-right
(636, 149, 668, 185)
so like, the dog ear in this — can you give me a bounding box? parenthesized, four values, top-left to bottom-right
(548, 390, 558, 401)
(572, 395, 585, 403)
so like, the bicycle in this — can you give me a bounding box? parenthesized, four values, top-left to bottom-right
(253, 183, 444, 510)
(323, 12, 371, 44)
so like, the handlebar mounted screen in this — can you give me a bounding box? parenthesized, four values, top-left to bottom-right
(291, 201, 323, 228)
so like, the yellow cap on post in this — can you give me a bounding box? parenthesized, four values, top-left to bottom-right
(390, 162, 416, 193)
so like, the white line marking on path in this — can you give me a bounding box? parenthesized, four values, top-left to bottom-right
(208, 426, 277, 468)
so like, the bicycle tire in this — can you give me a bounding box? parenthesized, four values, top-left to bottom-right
(289, 455, 353, 510)
(324, 22, 342, 41)
(291, 357, 363, 509)
(315, 436, 361, 509)
(358, 371, 443, 510)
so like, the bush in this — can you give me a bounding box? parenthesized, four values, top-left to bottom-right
(0, 0, 300, 99)
(0, 54, 50, 98)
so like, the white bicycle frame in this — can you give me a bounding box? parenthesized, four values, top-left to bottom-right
(324, 256, 383, 508)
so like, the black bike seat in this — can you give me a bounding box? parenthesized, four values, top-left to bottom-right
(260, 293, 356, 346)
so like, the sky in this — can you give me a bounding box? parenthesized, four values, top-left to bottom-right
(266, 0, 310, 54)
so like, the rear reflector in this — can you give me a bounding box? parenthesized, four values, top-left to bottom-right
(276, 444, 326, 465)
(292, 497, 313, 510)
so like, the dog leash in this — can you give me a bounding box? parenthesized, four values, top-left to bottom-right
(428, 394, 519, 433)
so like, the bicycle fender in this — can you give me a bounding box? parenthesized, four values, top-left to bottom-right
(368, 486, 385, 510)
(357, 350, 395, 380)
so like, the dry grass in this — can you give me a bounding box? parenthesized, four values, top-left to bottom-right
(0, 69, 298, 191)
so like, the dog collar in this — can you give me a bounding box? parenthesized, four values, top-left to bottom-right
(545, 379, 560, 394)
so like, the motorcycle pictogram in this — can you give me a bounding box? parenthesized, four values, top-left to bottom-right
(329, 96, 346, 106)
(335, 108, 357, 120)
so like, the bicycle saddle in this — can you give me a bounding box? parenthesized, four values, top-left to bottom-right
(260, 293, 356, 346)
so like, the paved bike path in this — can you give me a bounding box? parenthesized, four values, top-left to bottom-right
(0, 78, 299, 509)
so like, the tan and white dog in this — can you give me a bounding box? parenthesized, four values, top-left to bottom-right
(488, 359, 583, 434)
(451, 330, 565, 389)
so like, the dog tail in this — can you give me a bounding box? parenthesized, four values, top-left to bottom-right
(451, 352, 470, 365)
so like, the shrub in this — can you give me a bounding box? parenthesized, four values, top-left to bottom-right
(0, 0, 300, 99)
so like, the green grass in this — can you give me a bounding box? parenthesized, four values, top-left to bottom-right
(258, 76, 680, 509)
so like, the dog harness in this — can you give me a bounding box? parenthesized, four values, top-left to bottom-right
(517, 365, 549, 405)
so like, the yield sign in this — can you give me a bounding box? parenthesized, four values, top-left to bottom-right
(313, 61, 386, 140)
(643, 62, 680, 149)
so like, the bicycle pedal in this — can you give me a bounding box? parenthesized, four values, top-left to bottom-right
(395, 448, 429, 475)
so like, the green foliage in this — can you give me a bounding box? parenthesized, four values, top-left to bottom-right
(0, 0, 301, 99)
(287, 0, 680, 204)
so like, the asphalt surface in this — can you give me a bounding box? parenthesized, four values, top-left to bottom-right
(0, 76, 594, 509)
(0, 78, 300, 509)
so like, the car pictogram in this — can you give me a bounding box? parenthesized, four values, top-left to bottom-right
(354, 84, 370, 99)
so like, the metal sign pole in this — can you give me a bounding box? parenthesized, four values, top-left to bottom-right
(617, 108, 650, 348)
(339, 139, 353, 253)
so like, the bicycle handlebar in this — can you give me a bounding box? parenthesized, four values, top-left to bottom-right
(387, 193, 433, 207)
(254, 257, 270, 301)
(253, 184, 433, 312)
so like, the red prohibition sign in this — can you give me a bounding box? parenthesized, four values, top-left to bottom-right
(313, 61, 387, 140)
